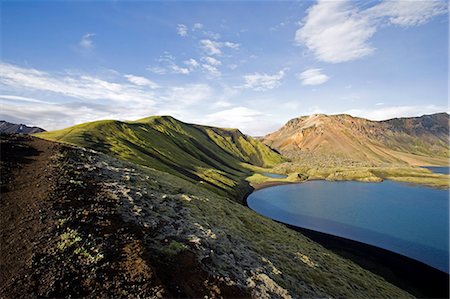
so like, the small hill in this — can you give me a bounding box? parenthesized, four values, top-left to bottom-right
(0, 120, 45, 134)
(262, 113, 449, 167)
(37, 116, 283, 198)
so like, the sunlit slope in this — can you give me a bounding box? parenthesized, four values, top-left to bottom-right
(37, 116, 283, 197)
(263, 113, 449, 166)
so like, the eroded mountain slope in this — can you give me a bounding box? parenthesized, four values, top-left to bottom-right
(263, 113, 449, 166)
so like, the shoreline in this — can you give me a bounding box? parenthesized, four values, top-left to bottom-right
(243, 182, 450, 298)
(290, 225, 449, 298)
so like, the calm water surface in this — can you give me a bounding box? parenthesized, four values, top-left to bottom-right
(422, 166, 450, 174)
(261, 172, 288, 179)
(247, 180, 449, 272)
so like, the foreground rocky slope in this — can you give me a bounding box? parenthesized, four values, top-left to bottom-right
(0, 135, 412, 298)
(263, 113, 449, 167)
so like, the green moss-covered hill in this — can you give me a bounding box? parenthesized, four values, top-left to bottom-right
(37, 116, 283, 199)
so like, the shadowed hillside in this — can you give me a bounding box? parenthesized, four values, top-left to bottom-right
(263, 113, 449, 167)
(37, 116, 283, 199)
(0, 121, 45, 134)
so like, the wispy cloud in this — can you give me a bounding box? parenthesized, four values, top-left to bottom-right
(0, 94, 52, 104)
(199, 39, 240, 56)
(296, 0, 446, 63)
(176, 24, 188, 37)
(202, 56, 221, 66)
(164, 84, 213, 106)
(192, 23, 203, 31)
(0, 63, 224, 131)
(184, 58, 200, 70)
(79, 33, 95, 49)
(0, 62, 156, 105)
(367, 0, 447, 27)
(200, 106, 262, 129)
(243, 69, 286, 91)
(148, 53, 190, 75)
(296, 1, 375, 63)
(298, 68, 329, 85)
(344, 105, 449, 121)
(124, 74, 159, 89)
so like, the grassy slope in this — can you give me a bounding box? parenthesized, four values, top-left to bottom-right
(37, 116, 283, 198)
(56, 142, 411, 298)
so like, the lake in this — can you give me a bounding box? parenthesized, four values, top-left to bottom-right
(260, 172, 288, 179)
(422, 166, 450, 174)
(247, 180, 449, 273)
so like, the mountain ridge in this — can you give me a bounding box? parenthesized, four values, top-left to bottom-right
(37, 115, 283, 199)
(262, 112, 449, 167)
(0, 120, 45, 134)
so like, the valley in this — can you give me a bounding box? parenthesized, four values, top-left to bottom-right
(2, 112, 449, 298)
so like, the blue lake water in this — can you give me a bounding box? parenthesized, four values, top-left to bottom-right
(422, 166, 450, 174)
(247, 180, 449, 273)
(261, 172, 288, 179)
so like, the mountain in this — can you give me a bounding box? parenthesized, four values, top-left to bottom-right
(1, 134, 413, 298)
(37, 116, 283, 198)
(0, 121, 45, 134)
(262, 113, 449, 167)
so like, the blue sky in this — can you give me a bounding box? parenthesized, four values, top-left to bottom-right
(0, 0, 448, 135)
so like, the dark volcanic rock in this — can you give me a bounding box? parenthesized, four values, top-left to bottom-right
(0, 120, 45, 134)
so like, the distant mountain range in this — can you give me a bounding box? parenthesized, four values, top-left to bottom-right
(0, 121, 45, 134)
(262, 113, 449, 166)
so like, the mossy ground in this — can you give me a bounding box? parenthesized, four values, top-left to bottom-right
(247, 164, 449, 189)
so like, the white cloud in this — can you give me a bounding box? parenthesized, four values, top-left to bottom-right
(164, 84, 213, 106)
(0, 62, 155, 105)
(199, 39, 240, 56)
(296, 1, 376, 63)
(192, 23, 204, 31)
(201, 106, 263, 129)
(214, 100, 233, 108)
(200, 39, 222, 55)
(184, 58, 199, 69)
(148, 66, 167, 75)
(296, 0, 447, 63)
(79, 33, 95, 49)
(243, 70, 286, 91)
(0, 94, 51, 104)
(228, 64, 238, 70)
(149, 53, 190, 75)
(298, 68, 329, 85)
(223, 41, 240, 49)
(176, 24, 188, 37)
(201, 64, 221, 77)
(343, 105, 448, 121)
(367, 0, 447, 27)
(203, 31, 221, 40)
(124, 74, 159, 89)
(171, 65, 190, 74)
(0, 96, 157, 131)
(202, 56, 221, 66)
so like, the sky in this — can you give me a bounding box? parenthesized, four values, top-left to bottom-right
(0, 0, 448, 135)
